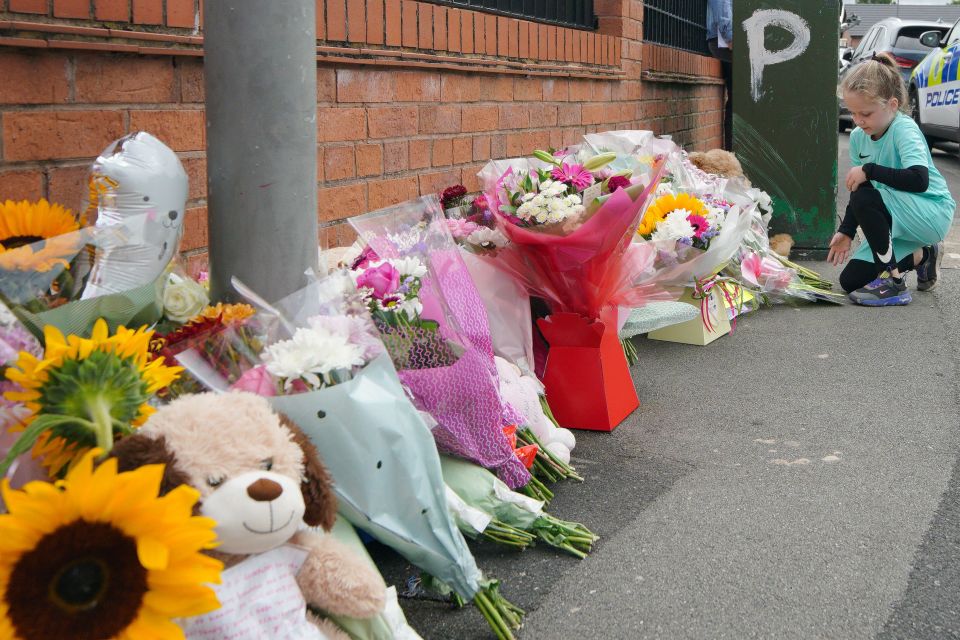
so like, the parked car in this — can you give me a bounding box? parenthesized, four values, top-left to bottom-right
(839, 18, 950, 132)
(910, 18, 960, 145)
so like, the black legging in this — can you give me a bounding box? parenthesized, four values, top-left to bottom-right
(839, 183, 917, 292)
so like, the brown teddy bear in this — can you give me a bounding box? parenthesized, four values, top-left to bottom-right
(687, 148, 748, 182)
(111, 391, 386, 640)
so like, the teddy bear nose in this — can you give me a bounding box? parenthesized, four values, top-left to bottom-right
(246, 478, 283, 502)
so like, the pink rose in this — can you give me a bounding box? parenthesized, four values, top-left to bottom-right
(350, 245, 380, 271)
(230, 365, 277, 396)
(356, 262, 401, 300)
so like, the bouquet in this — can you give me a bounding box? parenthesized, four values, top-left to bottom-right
(174, 274, 526, 639)
(348, 197, 534, 491)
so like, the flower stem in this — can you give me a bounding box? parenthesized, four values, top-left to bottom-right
(86, 395, 115, 454)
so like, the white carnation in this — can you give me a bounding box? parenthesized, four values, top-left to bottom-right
(263, 324, 365, 390)
(651, 208, 695, 242)
(466, 227, 509, 249)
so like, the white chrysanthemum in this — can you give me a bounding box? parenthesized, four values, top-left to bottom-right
(651, 208, 695, 242)
(466, 227, 509, 249)
(263, 325, 365, 390)
(388, 256, 427, 279)
(704, 205, 726, 227)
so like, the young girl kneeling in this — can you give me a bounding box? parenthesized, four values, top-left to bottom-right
(828, 53, 955, 306)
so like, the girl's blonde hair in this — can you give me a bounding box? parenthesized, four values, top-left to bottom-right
(840, 53, 909, 113)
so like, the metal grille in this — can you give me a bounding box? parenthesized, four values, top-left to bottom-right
(643, 0, 709, 55)
(425, 0, 596, 31)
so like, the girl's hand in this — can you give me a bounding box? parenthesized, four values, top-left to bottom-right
(827, 233, 852, 266)
(846, 166, 867, 192)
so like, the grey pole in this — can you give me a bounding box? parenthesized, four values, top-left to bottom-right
(204, 0, 318, 304)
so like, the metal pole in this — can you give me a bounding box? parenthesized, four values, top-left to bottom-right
(204, 0, 318, 304)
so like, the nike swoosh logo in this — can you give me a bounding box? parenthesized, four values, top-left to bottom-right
(858, 153, 870, 159)
(877, 235, 894, 264)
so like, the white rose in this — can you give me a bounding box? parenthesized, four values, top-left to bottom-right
(163, 275, 209, 323)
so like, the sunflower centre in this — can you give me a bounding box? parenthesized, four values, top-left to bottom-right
(50, 558, 108, 611)
(1, 235, 44, 249)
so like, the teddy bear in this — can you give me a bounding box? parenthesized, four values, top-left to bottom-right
(110, 391, 386, 640)
(687, 148, 747, 182)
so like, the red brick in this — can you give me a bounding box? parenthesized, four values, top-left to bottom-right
(485, 14, 497, 56)
(440, 74, 480, 102)
(514, 77, 542, 101)
(461, 105, 498, 133)
(498, 104, 528, 130)
(506, 135, 524, 157)
(529, 19, 539, 58)
(53, 0, 88, 18)
(76, 56, 175, 103)
(452, 137, 472, 165)
(395, 71, 440, 102)
(448, 8, 462, 53)
(431, 138, 452, 167)
(461, 165, 481, 193)
(507, 19, 519, 58)
(337, 69, 396, 103)
(94, 0, 127, 20)
(9, 0, 47, 13)
(317, 68, 336, 103)
(528, 103, 558, 127)
(132, 0, 162, 24)
(581, 103, 606, 125)
(419, 105, 460, 134)
(347, 0, 365, 42)
(472, 11, 484, 54)
(490, 134, 506, 159)
(588, 33, 596, 64)
(418, 169, 460, 196)
(0, 170, 43, 202)
(356, 144, 383, 177)
(327, 0, 346, 41)
(472, 135, 490, 162)
(181, 206, 208, 251)
(518, 21, 529, 59)
(366, 0, 385, 45)
(179, 58, 205, 102)
(167, 0, 194, 27)
(0, 51, 69, 105)
(181, 156, 207, 201)
(316, 147, 324, 182)
(46, 164, 90, 212)
(182, 253, 208, 279)
(318, 183, 366, 222)
(323, 145, 356, 182)
(538, 24, 548, 60)
(565, 28, 574, 61)
(401, 0, 417, 47)
(385, 0, 401, 46)
(3, 111, 124, 162)
(382, 141, 407, 173)
(418, 3, 433, 49)
(434, 6, 447, 51)
(461, 11, 474, 54)
(558, 104, 581, 126)
(317, 108, 366, 142)
(129, 109, 205, 151)
(543, 79, 569, 102)
(367, 106, 418, 139)
(408, 139, 430, 170)
(368, 177, 418, 210)
(497, 17, 509, 57)
(480, 76, 513, 102)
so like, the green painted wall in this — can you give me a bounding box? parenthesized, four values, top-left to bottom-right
(733, 1, 839, 253)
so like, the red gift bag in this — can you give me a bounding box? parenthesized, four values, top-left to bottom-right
(536, 312, 639, 432)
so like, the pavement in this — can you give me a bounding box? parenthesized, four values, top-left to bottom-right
(372, 136, 960, 639)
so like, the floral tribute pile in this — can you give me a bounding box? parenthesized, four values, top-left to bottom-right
(0, 129, 839, 640)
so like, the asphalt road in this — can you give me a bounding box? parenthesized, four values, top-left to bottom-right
(372, 135, 960, 639)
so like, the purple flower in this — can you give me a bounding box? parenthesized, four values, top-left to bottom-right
(356, 262, 401, 300)
(350, 245, 380, 271)
(551, 163, 595, 191)
(606, 175, 632, 192)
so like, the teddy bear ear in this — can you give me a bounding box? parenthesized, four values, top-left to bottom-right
(278, 413, 338, 531)
(109, 433, 194, 500)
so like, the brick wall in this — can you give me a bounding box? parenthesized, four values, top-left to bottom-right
(0, 0, 723, 273)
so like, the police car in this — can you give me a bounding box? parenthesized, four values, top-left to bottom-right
(910, 19, 960, 144)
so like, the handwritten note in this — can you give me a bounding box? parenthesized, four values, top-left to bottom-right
(181, 545, 330, 640)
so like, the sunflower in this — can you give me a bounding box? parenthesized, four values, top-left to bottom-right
(0, 199, 82, 273)
(2, 319, 181, 476)
(638, 193, 707, 237)
(0, 449, 222, 640)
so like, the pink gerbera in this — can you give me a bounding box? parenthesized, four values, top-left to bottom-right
(687, 214, 710, 239)
(551, 163, 595, 191)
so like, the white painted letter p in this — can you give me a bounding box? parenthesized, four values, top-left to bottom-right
(743, 9, 811, 102)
